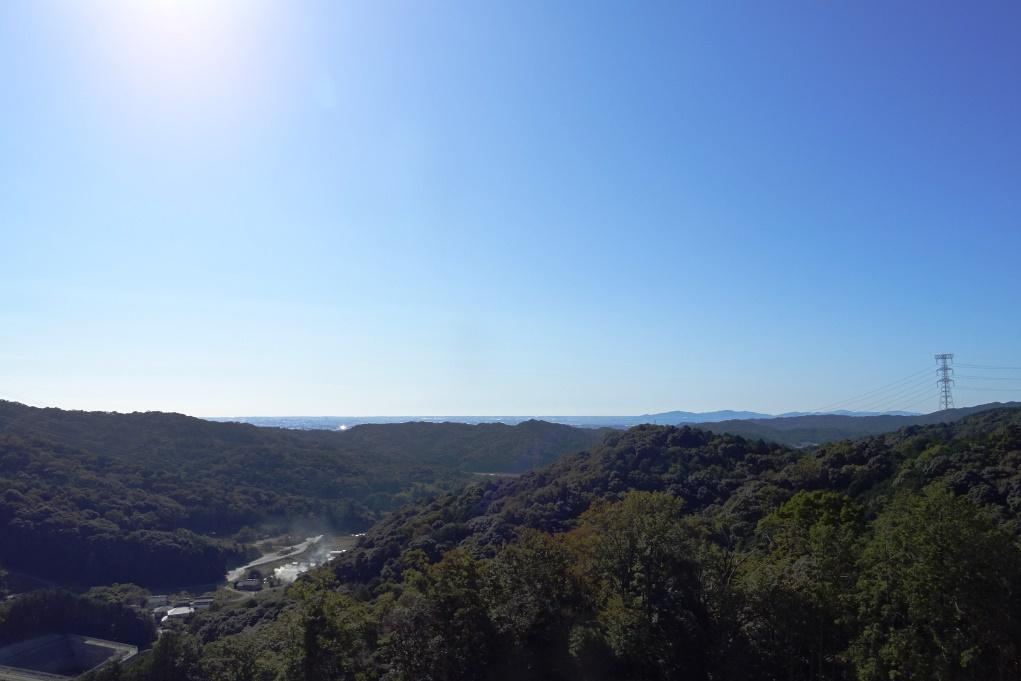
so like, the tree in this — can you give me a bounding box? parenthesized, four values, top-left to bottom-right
(743, 491, 863, 681)
(851, 484, 1021, 681)
(385, 549, 496, 681)
(568, 491, 710, 681)
(202, 635, 264, 681)
(85, 583, 151, 608)
(485, 530, 583, 679)
(148, 630, 203, 681)
(283, 582, 370, 681)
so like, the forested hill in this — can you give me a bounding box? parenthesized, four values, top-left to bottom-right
(331, 419, 611, 473)
(102, 406, 1021, 681)
(334, 425, 793, 585)
(0, 401, 605, 474)
(702, 401, 1018, 446)
(0, 401, 604, 587)
(334, 405, 1021, 587)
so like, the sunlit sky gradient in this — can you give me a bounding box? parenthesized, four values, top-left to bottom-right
(2, 1, 1020, 416)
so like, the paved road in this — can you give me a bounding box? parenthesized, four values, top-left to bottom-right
(226, 535, 322, 582)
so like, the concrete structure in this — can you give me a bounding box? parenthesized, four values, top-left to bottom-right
(235, 578, 262, 591)
(160, 606, 195, 626)
(0, 634, 136, 680)
(166, 606, 194, 617)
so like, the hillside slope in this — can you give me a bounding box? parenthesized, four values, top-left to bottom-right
(334, 405, 1021, 587)
(0, 401, 604, 587)
(115, 407, 1021, 681)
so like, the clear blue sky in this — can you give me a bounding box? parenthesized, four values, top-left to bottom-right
(2, 1, 1019, 416)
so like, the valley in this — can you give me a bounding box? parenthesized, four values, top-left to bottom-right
(3, 401, 1021, 681)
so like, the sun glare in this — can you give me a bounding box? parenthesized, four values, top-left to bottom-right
(67, 0, 275, 130)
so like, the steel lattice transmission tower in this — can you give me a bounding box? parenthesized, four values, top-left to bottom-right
(935, 353, 954, 410)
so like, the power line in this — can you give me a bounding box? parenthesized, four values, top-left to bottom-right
(855, 377, 936, 413)
(851, 372, 935, 405)
(870, 379, 937, 406)
(807, 357, 1018, 416)
(957, 375, 1021, 381)
(810, 370, 932, 413)
(867, 382, 940, 413)
(902, 393, 938, 412)
(956, 385, 1021, 392)
(808, 367, 932, 413)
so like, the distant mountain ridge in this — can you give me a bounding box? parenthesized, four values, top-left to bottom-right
(211, 408, 920, 431)
(701, 402, 1021, 446)
(777, 409, 920, 417)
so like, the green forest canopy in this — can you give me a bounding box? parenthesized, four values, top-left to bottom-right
(0, 400, 604, 587)
(74, 405, 1021, 681)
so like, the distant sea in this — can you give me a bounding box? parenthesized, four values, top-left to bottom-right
(206, 415, 633, 430)
(206, 409, 920, 432)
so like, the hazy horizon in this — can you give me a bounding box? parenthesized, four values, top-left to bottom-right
(2, 395, 991, 421)
(3, 2, 1019, 415)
